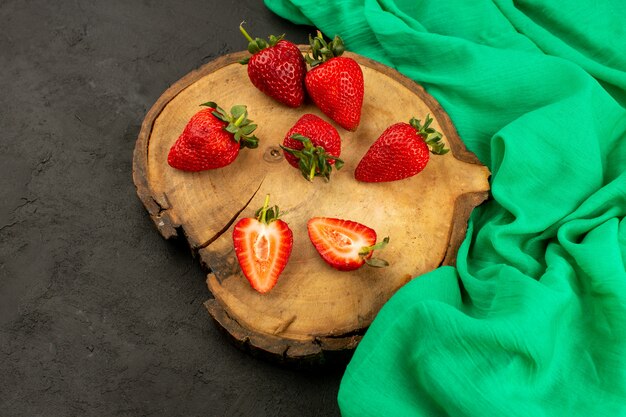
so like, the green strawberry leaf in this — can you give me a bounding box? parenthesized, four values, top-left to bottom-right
(305, 31, 347, 67)
(254, 195, 284, 224)
(364, 258, 390, 268)
(359, 236, 390, 268)
(240, 135, 259, 149)
(241, 124, 257, 135)
(410, 114, 449, 155)
(240, 23, 287, 56)
(201, 100, 260, 150)
(282, 134, 342, 182)
(230, 105, 247, 119)
(224, 124, 239, 134)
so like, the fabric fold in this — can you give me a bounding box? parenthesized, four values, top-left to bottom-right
(266, 0, 626, 415)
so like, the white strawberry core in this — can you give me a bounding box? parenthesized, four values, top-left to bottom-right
(242, 221, 285, 279)
(318, 226, 369, 258)
(254, 233, 270, 261)
(326, 229, 353, 247)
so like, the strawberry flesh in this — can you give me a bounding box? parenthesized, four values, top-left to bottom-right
(233, 217, 293, 293)
(307, 217, 377, 271)
(233, 195, 293, 293)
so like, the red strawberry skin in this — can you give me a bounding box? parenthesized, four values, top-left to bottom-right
(355, 122, 430, 182)
(167, 107, 239, 171)
(305, 57, 363, 131)
(282, 114, 341, 168)
(233, 217, 293, 293)
(248, 40, 306, 108)
(307, 217, 376, 271)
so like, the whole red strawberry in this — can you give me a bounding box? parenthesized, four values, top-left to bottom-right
(239, 23, 306, 108)
(280, 113, 343, 181)
(233, 194, 293, 293)
(167, 101, 259, 172)
(304, 32, 363, 131)
(355, 114, 448, 182)
(307, 217, 389, 271)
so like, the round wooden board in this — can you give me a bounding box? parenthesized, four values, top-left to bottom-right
(133, 49, 490, 364)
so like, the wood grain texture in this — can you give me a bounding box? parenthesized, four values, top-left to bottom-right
(133, 49, 491, 363)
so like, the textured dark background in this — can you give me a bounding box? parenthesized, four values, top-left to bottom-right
(0, 1, 345, 415)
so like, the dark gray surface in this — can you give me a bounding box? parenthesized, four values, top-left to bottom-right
(0, 1, 344, 415)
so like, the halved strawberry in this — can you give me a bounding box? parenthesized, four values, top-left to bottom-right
(307, 217, 389, 271)
(233, 195, 293, 293)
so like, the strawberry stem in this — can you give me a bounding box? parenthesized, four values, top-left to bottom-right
(280, 134, 343, 182)
(254, 194, 282, 224)
(239, 22, 285, 61)
(305, 31, 346, 67)
(239, 22, 254, 43)
(234, 113, 246, 127)
(409, 114, 449, 155)
(359, 236, 390, 268)
(200, 101, 259, 149)
(259, 194, 270, 224)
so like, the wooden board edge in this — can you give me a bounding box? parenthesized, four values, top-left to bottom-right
(204, 282, 362, 367)
(441, 190, 490, 266)
(203, 187, 490, 362)
(132, 51, 251, 240)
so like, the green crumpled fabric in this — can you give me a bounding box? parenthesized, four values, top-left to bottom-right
(265, 0, 626, 415)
